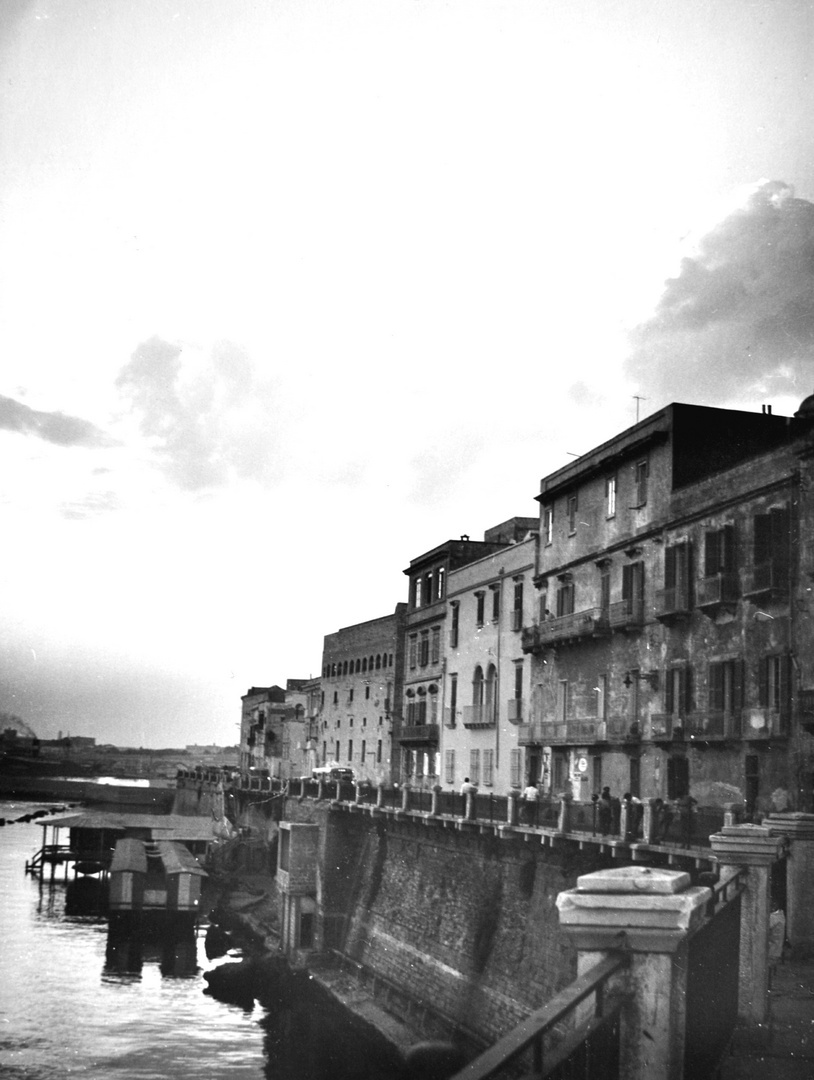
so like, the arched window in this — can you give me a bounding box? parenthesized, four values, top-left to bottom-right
(355, 659, 362, 673)
(375, 654, 381, 670)
(369, 655, 374, 670)
(343, 661, 349, 676)
(362, 658, 367, 672)
(473, 666, 484, 706)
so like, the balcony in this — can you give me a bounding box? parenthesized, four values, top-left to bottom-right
(608, 598, 645, 632)
(740, 707, 785, 739)
(741, 562, 789, 600)
(397, 724, 440, 745)
(606, 717, 642, 742)
(648, 713, 686, 741)
(463, 704, 496, 729)
(507, 698, 523, 724)
(683, 711, 735, 741)
(697, 573, 740, 612)
(654, 586, 691, 622)
(443, 707, 457, 729)
(517, 719, 606, 745)
(521, 608, 609, 652)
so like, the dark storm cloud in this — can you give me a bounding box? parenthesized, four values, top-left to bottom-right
(625, 181, 814, 406)
(115, 336, 280, 490)
(0, 394, 116, 448)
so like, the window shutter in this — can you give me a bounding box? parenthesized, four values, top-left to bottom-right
(780, 654, 792, 722)
(732, 660, 745, 714)
(758, 657, 769, 708)
(709, 663, 723, 712)
(722, 525, 736, 574)
(754, 514, 772, 566)
(665, 670, 674, 715)
(705, 531, 720, 577)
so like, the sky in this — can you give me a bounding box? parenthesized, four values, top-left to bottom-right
(1, 0, 813, 748)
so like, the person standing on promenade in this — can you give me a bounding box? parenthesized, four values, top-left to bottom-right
(522, 780, 539, 826)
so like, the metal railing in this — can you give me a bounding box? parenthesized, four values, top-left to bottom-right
(450, 953, 627, 1080)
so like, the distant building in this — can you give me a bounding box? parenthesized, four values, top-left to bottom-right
(520, 399, 814, 814)
(320, 606, 406, 785)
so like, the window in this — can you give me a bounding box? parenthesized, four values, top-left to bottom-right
(599, 565, 610, 616)
(556, 581, 575, 617)
(539, 590, 549, 621)
(429, 689, 438, 724)
(483, 749, 495, 787)
(450, 602, 460, 647)
(347, 740, 353, 763)
(759, 654, 792, 722)
(665, 666, 692, 718)
(753, 506, 791, 570)
(705, 525, 736, 577)
(622, 561, 645, 614)
(348, 688, 354, 702)
(557, 680, 568, 721)
(333, 691, 338, 704)
(414, 577, 422, 608)
(567, 495, 578, 534)
(419, 631, 429, 667)
(667, 755, 689, 800)
(449, 674, 458, 720)
(409, 634, 417, 669)
(512, 579, 524, 630)
(425, 572, 433, 605)
(431, 626, 440, 664)
(365, 685, 370, 700)
(445, 749, 455, 784)
(592, 755, 602, 794)
(709, 660, 744, 715)
(469, 749, 481, 786)
(472, 666, 484, 705)
(513, 660, 523, 701)
(664, 541, 691, 607)
(362, 657, 367, 673)
(595, 673, 608, 719)
(510, 749, 522, 788)
(543, 506, 553, 545)
(485, 664, 497, 720)
(322, 740, 327, 761)
(335, 739, 340, 760)
(361, 739, 366, 763)
(375, 654, 381, 670)
(491, 586, 500, 622)
(475, 591, 485, 627)
(605, 475, 617, 518)
(377, 739, 382, 763)
(436, 567, 445, 600)
(634, 459, 649, 506)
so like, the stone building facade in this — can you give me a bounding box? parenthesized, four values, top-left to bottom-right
(320, 605, 406, 785)
(521, 399, 814, 814)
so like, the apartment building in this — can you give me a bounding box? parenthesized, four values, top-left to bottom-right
(399, 520, 536, 787)
(442, 526, 537, 794)
(521, 399, 814, 815)
(320, 606, 406, 785)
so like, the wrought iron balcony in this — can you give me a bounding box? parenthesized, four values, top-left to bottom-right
(516, 719, 606, 745)
(654, 586, 691, 621)
(697, 573, 740, 611)
(648, 713, 686, 740)
(608, 598, 645, 631)
(740, 707, 785, 739)
(741, 562, 789, 600)
(397, 723, 440, 745)
(463, 704, 496, 729)
(521, 608, 609, 651)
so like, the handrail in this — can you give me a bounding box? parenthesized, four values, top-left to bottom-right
(449, 953, 628, 1080)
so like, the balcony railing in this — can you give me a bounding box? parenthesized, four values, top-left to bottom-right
(606, 717, 642, 742)
(683, 711, 734, 740)
(463, 704, 496, 729)
(397, 723, 440, 745)
(648, 713, 685, 740)
(608, 598, 645, 631)
(654, 586, 691, 621)
(697, 573, 739, 610)
(741, 562, 789, 599)
(517, 720, 606, 745)
(521, 608, 609, 651)
(740, 707, 785, 739)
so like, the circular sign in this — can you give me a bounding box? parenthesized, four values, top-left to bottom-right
(577, 756, 588, 773)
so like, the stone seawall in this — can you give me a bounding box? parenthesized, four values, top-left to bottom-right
(285, 800, 611, 1045)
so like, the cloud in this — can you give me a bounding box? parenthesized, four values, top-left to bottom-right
(625, 181, 814, 408)
(0, 394, 116, 448)
(115, 336, 281, 490)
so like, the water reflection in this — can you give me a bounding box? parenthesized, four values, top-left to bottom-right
(105, 927, 199, 979)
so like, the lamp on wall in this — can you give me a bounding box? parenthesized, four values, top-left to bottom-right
(624, 670, 659, 690)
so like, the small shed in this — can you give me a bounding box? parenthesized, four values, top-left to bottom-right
(109, 837, 148, 911)
(155, 841, 208, 912)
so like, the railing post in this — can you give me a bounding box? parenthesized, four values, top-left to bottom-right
(316, 777, 325, 801)
(507, 789, 520, 827)
(430, 784, 441, 816)
(723, 801, 742, 828)
(709, 824, 785, 1022)
(376, 782, 385, 809)
(556, 793, 572, 834)
(643, 798, 659, 844)
(764, 812, 814, 951)
(557, 866, 711, 1080)
(401, 783, 410, 813)
(465, 789, 477, 821)
(619, 799, 631, 840)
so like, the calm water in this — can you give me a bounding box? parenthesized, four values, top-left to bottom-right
(0, 800, 399, 1080)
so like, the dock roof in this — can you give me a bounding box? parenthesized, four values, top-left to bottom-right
(42, 812, 217, 842)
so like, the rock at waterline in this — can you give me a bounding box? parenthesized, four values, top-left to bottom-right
(203, 955, 291, 1009)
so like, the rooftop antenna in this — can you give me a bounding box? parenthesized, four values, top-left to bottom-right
(634, 395, 647, 423)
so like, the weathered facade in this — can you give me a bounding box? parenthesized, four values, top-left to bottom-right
(521, 399, 814, 814)
(240, 682, 314, 780)
(320, 606, 406, 785)
(399, 522, 535, 787)
(442, 528, 537, 793)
